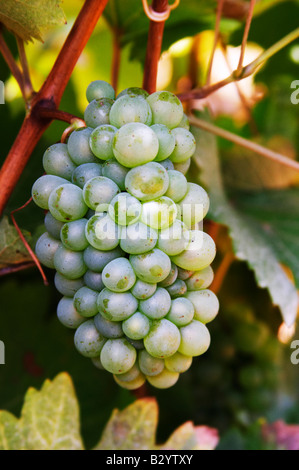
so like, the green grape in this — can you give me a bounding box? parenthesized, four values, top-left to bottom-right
(173, 158, 191, 175)
(44, 212, 64, 239)
(113, 123, 159, 167)
(146, 91, 183, 129)
(120, 222, 158, 254)
(89, 125, 117, 160)
(172, 231, 216, 271)
(159, 262, 178, 287)
(115, 363, 141, 382)
(157, 220, 190, 256)
(32, 175, 69, 210)
(35, 232, 61, 269)
(169, 128, 196, 163)
(67, 128, 98, 164)
(91, 355, 105, 370)
(139, 287, 171, 320)
(83, 176, 120, 211)
(185, 289, 219, 324)
(54, 245, 87, 279)
(102, 159, 129, 191)
(131, 280, 157, 300)
(57, 297, 86, 329)
(84, 98, 114, 128)
(146, 369, 179, 389)
(86, 80, 115, 102)
(73, 286, 99, 317)
(100, 338, 137, 374)
(122, 312, 151, 340)
(97, 288, 138, 321)
(166, 279, 187, 298)
(108, 192, 142, 226)
(109, 95, 152, 127)
(165, 352, 192, 373)
(83, 246, 124, 272)
(177, 183, 210, 228)
(151, 124, 175, 161)
(185, 266, 214, 290)
(130, 248, 171, 283)
(94, 313, 124, 338)
(177, 267, 194, 280)
(125, 338, 144, 350)
(102, 257, 136, 292)
(48, 184, 88, 222)
(72, 163, 102, 189)
(159, 159, 174, 170)
(166, 297, 194, 326)
(164, 170, 188, 202)
(177, 113, 190, 130)
(85, 214, 119, 251)
(178, 320, 210, 356)
(125, 162, 169, 202)
(84, 270, 104, 291)
(144, 319, 180, 358)
(116, 87, 149, 99)
(141, 197, 177, 230)
(60, 218, 89, 251)
(138, 350, 164, 376)
(113, 374, 145, 390)
(54, 272, 85, 297)
(74, 319, 106, 357)
(43, 143, 76, 180)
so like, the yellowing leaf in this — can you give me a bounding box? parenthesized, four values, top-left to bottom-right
(0, 216, 32, 269)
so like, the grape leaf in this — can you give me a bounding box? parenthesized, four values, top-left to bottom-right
(191, 121, 299, 326)
(0, 0, 66, 42)
(0, 216, 32, 269)
(0, 373, 83, 450)
(160, 422, 219, 450)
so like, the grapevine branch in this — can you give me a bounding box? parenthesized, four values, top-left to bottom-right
(0, 0, 109, 216)
(236, 0, 255, 74)
(206, 0, 224, 86)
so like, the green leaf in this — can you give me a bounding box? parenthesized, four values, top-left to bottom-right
(160, 422, 219, 450)
(0, 216, 32, 269)
(192, 121, 299, 326)
(0, 373, 84, 450)
(0, 0, 66, 42)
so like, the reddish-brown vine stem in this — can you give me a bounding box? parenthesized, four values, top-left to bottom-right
(37, 107, 85, 126)
(0, 0, 109, 216)
(0, 31, 25, 100)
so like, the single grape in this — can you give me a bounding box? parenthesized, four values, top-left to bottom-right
(74, 319, 106, 357)
(102, 257, 136, 292)
(157, 220, 190, 256)
(164, 170, 188, 202)
(91, 355, 105, 370)
(138, 349, 164, 376)
(166, 297, 194, 326)
(54, 272, 85, 297)
(84, 270, 104, 291)
(131, 280, 157, 300)
(159, 262, 178, 287)
(120, 222, 158, 255)
(48, 184, 88, 222)
(177, 267, 194, 280)
(172, 231, 216, 271)
(44, 212, 64, 240)
(141, 197, 177, 230)
(115, 363, 142, 382)
(146, 91, 183, 129)
(72, 163, 102, 189)
(35, 232, 61, 269)
(113, 123, 159, 168)
(73, 286, 99, 317)
(102, 159, 129, 191)
(122, 312, 151, 340)
(164, 352, 192, 373)
(125, 338, 145, 350)
(130, 249, 171, 283)
(113, 374, 145, 390)
(125, 162, 169, 202)
(32, 175, 69, 210)
(144, 319, 180, 358)
(67, 127, 98, 164)
(146, 369, 179, 389)
(108, 192, 142, 226)
(83, 176, 120, 211)
(117, 87, 149, 99)
(159, 159, 174, 170)
(57, 297, 86, 329)
(94, 313, 124, 338)
(185, 266, 214, 290)
(60, 218, 89, 251)
(89, 125, 117, 160)
(178, 320, 210, 356)
(173, 158, 191, 175)
(97, 288, 138, 321)
(83, 245, 124, 272)
(177, 183, 210, 228)
(43, 143, 77, 180)
(185, 289, 219, 324)
(151, 124, 175, 161)
(166, 279, 187, 298)
(54, 245, 87, 279)
(177, 113, 190, 130)
(84, 98, 114, 128)
(169, 128, 196, 163)
(85, 213, 119, 251)
(139, 287, 171, 320)
(109, 95, 152, 127)
(100, 338, 137, 374)
(86, 80, 115, 102)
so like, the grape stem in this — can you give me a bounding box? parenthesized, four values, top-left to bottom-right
(16, 37, 34, 102)
(211, 251, 235, 295)
(0, 262, 36, 277)
(0, 0, 109, 216)
(236, 0, 255, 74)
(206, 0, 225, 87)
(37, 106, 86, 126)
(0, 30, 26, 101)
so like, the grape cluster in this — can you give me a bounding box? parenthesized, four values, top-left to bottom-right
(32, 80, 219, 390)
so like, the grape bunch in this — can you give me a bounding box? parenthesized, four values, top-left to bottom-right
(32, 80, 219, 390)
